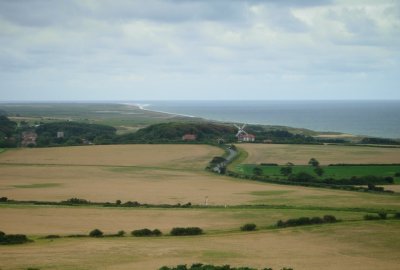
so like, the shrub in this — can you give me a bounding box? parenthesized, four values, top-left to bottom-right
(310, 217, 323, 224)
(323, 215, 337, 223)
(395, 172, 400, 177)
(158, 264, 291, 270)
(43, 235, 60, 239)
(116, 230, 125, 237)
(123, 201, 140, 207)
(152, 229, 162, 236)
(0, 233, 31, 245)
(240, 223, 257, 231)
(364, 214, 380, 220)
(0, 196, 8, 202)
(394, 212, 400, 219)
(308, 158, 319, 167)
(277, 215, 338, 228)
(288, 172, 315, 182)
(170, 227, 203, 236)
(378, 212, 387, 219)
(131, 228, 152, 237)
(63, 198, 90, 204)
(89, 229, 103, 237)
(131, 228, 162, 237)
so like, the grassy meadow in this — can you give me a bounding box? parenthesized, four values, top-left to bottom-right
(237, 164, 400, 182)
(0, 144, 400, 269)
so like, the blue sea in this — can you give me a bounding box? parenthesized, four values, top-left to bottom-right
(138, 100, 400, 139)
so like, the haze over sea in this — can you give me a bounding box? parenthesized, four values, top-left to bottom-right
(139, 100, 400, 139)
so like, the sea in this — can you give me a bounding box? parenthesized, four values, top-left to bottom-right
(135, 100, 400, 139)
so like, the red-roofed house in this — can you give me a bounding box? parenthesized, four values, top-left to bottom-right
(182, 134, 197, 141)
(238, 134, 255, 142)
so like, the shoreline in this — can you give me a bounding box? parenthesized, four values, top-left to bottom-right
(121, 102, 358, 138)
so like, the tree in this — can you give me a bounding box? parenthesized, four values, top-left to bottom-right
(89, 229, 103, 237)
(252, 167, 263, 176)
(314, 166, 324, 177)
(308, 158, 319, 167)
(280, 166, 292, 176)
(240, 223, 257, 231)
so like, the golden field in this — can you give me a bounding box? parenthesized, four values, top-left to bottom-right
(240, 143, 400, 165)
(0, 144, 400, 270)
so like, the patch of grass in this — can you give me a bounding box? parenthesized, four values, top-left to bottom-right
(227, 146, 248, 170)
(11, 183, 61, 189)
(250, 190, 294, 196)
(201, 250, 241, 259)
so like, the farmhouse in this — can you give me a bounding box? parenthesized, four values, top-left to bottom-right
(182, 134, 197, 141)
(21, 131, 38, 146)
(238, 134, 255, 142)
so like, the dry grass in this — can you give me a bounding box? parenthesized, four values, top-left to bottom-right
(0, 144, 222, 169)
(0, 206, 366, 235)
(1, 144, 400, 269)
(240, 143, 400, 165)
(1, 164, 400, 209)
(0, 222, 399, 270)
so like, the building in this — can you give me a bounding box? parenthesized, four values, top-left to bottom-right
(21, 131, 38, 147)
(182, 134, 197, 141)
(238, 134, 255, 142)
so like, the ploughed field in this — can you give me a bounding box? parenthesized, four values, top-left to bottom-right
(1, 144, 400, 270)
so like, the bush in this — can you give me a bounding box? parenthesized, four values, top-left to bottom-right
(0, 196, 8, 202)
(394, 212, 400, 219)
(378, 212, 387, 219)
(89, 229, 103, 237)
(323, 215, 337, 223)
(158, 264, 292, 270)
(0, 233, 31, 245)
(152, 229, 162, 236)
(240, 223, 257, 231)
(170, 227, 203, 236)
(277, 216, 338, 228)
(288, 172, 316, 182)
(364, 214, 381, 220)
(395, 172, 400, 177)
(131, 228, 152, 237)
(131, 228, 162, 237)
(62, 198, 90, 204)
(43, 235, 60, 239)
(116, 230, 125, 237)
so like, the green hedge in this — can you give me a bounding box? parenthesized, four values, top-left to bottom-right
(170, 227, 203, 236)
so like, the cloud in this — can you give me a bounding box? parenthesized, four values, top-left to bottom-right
(0, 0, 399, 100)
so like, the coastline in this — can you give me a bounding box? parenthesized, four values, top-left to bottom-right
(118, 100, 400, 139)
(121, 102, 199, 119)
(120, 102, 357, 138)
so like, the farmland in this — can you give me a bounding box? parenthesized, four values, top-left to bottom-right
(0, 144, 400, 270)
(240, 143, 400, 165)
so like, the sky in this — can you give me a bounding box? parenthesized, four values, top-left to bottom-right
(0, 0, 399, 101)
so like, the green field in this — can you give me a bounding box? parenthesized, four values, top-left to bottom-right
(237, 164, 400, 183)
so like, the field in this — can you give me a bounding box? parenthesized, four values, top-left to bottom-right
(240, 143, 400, 165)
(1, 144, 400, 270)
(237, 164, 400, 182)
(0, 221, 399, 270)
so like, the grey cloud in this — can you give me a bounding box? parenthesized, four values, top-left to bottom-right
(0, 0, 84, 27)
